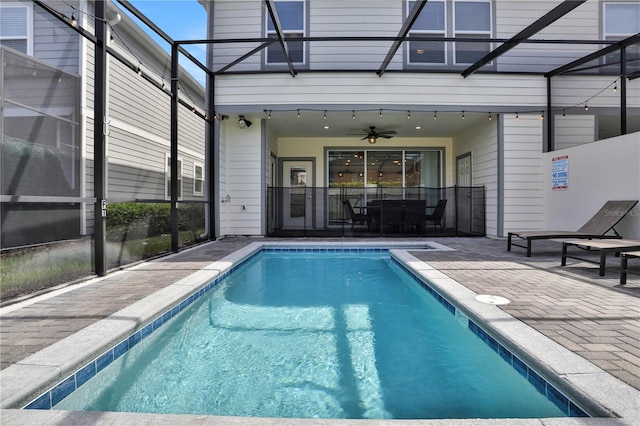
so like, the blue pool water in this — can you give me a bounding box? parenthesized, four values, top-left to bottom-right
(50, 250, 584, 419)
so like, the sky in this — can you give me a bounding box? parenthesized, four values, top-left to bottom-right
(126, 0, 209, 85)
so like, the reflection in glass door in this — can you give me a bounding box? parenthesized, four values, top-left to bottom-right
(282, 160, 314, 229)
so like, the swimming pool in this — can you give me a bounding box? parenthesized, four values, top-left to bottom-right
(33, 247, 587, 419)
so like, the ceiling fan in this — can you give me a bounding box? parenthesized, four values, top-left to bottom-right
(348, 126, 397, 144)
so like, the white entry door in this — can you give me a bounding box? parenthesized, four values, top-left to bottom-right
(282, 160, 314, 229)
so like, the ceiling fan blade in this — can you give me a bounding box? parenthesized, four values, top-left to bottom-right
(378, 130, 397, 135)
(360, 136, 368, 140)
(379, 135, 394, 139)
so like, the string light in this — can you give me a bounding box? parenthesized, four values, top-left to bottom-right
(268, 110, 272, 119)
(515, 112, 519, 120)
(584, 104, 589, 111)
(352, 110, 356, 120)
(297, 109, 300, 118)
(323, 110, 327, 120)
(136, 63, 142, 76)
(613, 82, 617, 93)
(461, 111, 465, 120)
(379, 109, 383, 118)
(407, 111, 411, 119)
(488, 112, 492, 121)
(539, 111, 544, 121)
(433, 111, 437, 120)
(562, 110, 566, 118)
(71, 13, 77, 27)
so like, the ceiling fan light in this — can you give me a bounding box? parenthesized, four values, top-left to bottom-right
(368, 135, 377, 144)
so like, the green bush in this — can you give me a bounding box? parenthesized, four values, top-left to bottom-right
(107, 202, 205, 241)
(107, 203, 171, 240)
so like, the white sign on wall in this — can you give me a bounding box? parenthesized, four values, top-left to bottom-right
(552, 155, 568, 190)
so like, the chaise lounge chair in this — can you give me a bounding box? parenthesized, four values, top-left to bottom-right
(561, 238, 640, 277)
(507, 200, 638, 257)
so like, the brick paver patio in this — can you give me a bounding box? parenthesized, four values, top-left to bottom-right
(1, 236, 638, 393)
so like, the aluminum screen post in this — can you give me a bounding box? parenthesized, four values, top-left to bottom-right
(94, 0, 108, 275)
(170, 43, 179, 253)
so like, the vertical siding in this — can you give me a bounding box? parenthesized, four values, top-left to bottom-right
(502, 114, 545, 234)
(452, 120, 499, 237)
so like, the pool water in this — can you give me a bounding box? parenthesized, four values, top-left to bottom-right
(54, 251, 573, 419)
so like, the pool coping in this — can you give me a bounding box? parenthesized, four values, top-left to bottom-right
(1, 241, 639, 425)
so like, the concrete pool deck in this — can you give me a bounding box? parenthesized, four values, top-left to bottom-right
(0, 236, 638, 425)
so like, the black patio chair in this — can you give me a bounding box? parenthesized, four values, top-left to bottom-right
(425, 199, 447, 232)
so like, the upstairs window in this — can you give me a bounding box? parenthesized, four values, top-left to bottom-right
(265, 0, 306, 65)
(454, 1, 492, 64)
(407, 0, 492, 67)
(408, 0, 446, 64)
(0, 4, 32, 55)
(603, 2, 640, 74)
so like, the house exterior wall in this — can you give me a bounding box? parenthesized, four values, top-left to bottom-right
(209, 0, 638, 238)
(501, 114, 545, 236)
(452, 119, 499, 237)
(33, 1, 80, 72)
(214, 73, 549, 108)
(218, 122, 263, 236)
(209, 0, 608, 73)
(1, 1, 207, 248)
(542, 133, 640, 239)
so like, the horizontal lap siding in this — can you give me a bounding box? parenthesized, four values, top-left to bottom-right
(220, 125, 262, 236)
(453, 120, 499, 236)
(107, 128, 167, 200)
(551, 77, 640, 108)
(554, 116, 595, 150)
(108, 60, 171, 137)
(502, 115, 544, 233)
(310, 1, 401, 70)
(34, 3, 80, 73)
(496, 1, 597, 73)
(107, 61, 206, 201)
(211, 1, 262, 71)
(215, 73, 548, 107)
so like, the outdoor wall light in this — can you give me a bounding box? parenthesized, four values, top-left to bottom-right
(238, 115, 252, 128)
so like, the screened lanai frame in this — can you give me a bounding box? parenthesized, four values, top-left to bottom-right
(19, 0, 640, 277)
